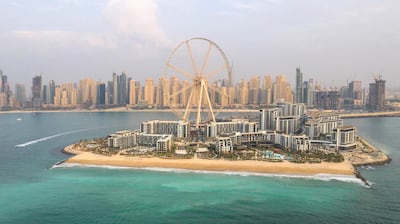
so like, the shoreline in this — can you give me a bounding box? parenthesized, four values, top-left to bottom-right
(342, 136, 391, 166)
(2, 108, 400, 118)
(62, 144, 357, 177)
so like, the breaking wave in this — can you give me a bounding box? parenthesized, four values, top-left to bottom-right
(53, 163, 365, 186)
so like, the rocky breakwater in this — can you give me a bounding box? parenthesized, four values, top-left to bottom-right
(342, 136, 391, 166)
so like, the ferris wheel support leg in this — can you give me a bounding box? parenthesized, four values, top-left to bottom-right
(183, 89, 194, 121)
(202, 81, 216, 123)
(196, 84, 204, 129)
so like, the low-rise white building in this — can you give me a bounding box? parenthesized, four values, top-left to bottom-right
(107, 130, 138, 149)
(206, 119, 258, 137)
(259, 108, 283, 131)
(291, 135, 311, 152)
(137, 132, 173, 151)
(140, 120, 190, 138)
(276, 116, 300, 134)
(304, 111, 344, 139)
(332, 126, 357, 150)
(156, 135, 173, 152)
(304, 120, 320, 139)
(230, 131, 270, 145)
(216, 137, 233, 153)
(270, 133, 310, 151)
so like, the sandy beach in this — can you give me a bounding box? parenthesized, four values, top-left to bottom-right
(63, 145, 356, 176)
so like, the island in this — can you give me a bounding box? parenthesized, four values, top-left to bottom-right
(60, 104, 391, 183)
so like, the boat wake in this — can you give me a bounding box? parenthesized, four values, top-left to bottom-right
(53, 163, 366, 186)
(15, 128, 96, 148)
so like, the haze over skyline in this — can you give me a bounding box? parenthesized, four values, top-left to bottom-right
(1, 0, 399, 89)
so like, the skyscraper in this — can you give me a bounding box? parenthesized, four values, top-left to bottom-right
(113, 73, 119, 105)
(303, 79, 314, 107)
(144, 78, 154, 105)
(314, 90, 341, 110)
(129, 80, 136, 105)
(106, 81, 113, 105)
(48, 80, 56, 104)
(14, 83, 26, 108)
(349, 80, 362, 108)
(0, 70, 3, 93)
(248, 76, 260, 105)
(295, 67, 303, 103)
(54, 86, 61, 106)
(272, 75, 293, 104)
(156, 77, 169, 107)
(118, 72, 127, 105)
(170, 76, 180, 105)
(368, 76, 386, 111)
(209, 82, 217, 105)
(261, 75, 272, 105)
(61, 82, 77, 106)
(42, 85, 48, 105)
(349, 81, 362, 99)
(135, 81, 142, 104)
(0, 70, 5, 94)
(180, 80, 190, 105)
(32, 75, 42, 108)
(78, 78, 96, 106)
(0, 70, 11, 107)
(219, 86, 228, 107)
(61, 88, 68, 105)
(127, 77, 132, 104)
(238, 79, 248, 105)
(97, 82, 106, 106)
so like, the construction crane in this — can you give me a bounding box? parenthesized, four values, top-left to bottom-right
(372, 73, 383, 81)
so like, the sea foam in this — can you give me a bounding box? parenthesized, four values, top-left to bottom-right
(53, 163, 365, 186)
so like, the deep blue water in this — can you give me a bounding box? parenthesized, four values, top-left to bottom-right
(0, 112, 399, 224)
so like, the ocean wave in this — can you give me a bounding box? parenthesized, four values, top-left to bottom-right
(15, 128, 96, 148)
(52, 163, 134, 170)
(53, 163, 365, 186)
(362, 165, 376, 170)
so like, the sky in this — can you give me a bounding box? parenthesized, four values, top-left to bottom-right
(1, 0, 399, 89)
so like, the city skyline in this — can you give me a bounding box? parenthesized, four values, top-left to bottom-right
(1, 69, 386, 112)
(0, 1, 399, 89)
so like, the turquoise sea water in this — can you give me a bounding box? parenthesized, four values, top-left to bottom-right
(0, 112, 399, 223)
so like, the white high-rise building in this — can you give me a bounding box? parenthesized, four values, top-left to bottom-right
(259, 108, 283, 131)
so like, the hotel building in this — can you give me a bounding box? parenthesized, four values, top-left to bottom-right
(304, 111, 343, 139)
(216, 137, 233, 153)
(107, 130, 138, 149)
(259, 108, 283, 131)
(140, 120, 190, 138)
(332, 126, 357, 150)
(137, 133, 173, 151)
(206, 119, 258, 138)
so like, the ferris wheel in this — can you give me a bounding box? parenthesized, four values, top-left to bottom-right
(163, 38, 233, 128)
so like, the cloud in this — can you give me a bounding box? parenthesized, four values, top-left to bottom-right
(342, 5, 386, 18)
(12, 30, 116, 49)
(103, 0, 171, 48)
(216, 0, 276, 17)
(230, 0, 276, 11)
(216, 10, 239, 16)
